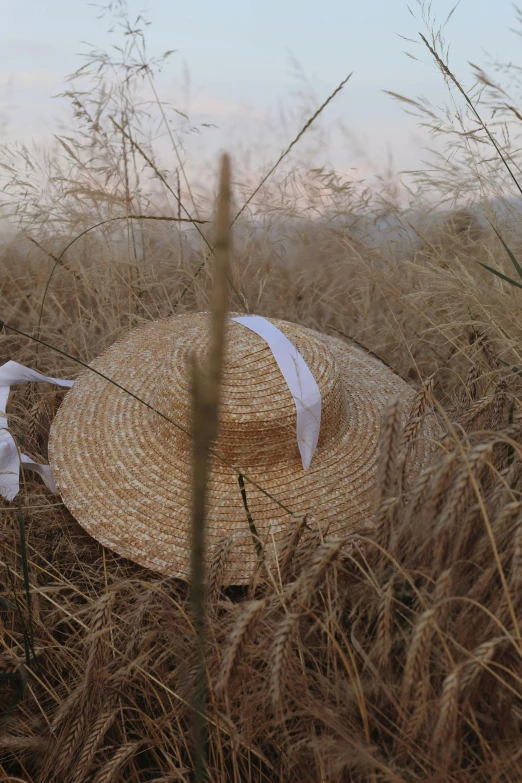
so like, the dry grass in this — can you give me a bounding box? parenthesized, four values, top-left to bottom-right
(2, 348, 522, 781)
(2, 3, 522, 781)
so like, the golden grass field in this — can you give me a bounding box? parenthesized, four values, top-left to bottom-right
(1, 5, 522, 781)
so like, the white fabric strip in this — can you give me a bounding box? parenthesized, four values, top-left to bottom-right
(232, 316, 322, 470)
(0, 361, 74, 501)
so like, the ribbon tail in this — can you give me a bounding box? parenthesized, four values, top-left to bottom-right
(0, 430, 59, 501)
(0, 435, 22, 501)
(20, 454, 59, 495)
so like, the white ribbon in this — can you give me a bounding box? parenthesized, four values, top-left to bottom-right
(0, 361, 74, 501)
(232, 316, 322, 470)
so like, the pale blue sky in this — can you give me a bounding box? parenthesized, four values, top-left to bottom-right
(1, 0, 520, 179)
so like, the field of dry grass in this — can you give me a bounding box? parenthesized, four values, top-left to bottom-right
(2, 5, 522, 782)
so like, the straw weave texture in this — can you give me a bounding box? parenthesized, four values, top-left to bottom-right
(48, 314, 436, 584)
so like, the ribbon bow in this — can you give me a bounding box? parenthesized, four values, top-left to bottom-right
(0, 361, 74, 501)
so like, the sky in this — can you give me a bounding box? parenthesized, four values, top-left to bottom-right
(1, 0, 521, 187)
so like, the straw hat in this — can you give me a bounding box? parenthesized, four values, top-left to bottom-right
(48, 313, 436, 584)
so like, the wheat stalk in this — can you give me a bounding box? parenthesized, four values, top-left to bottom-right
(296, 540, 343, 606)
(91, 741, 140, 783)
(373, 496, 399, 552)
(215, 599, 266, 696)
(426, 453, 460, 522)
(432, 568, 453, 630)
(207, 535, 236, 605)
(491, 379, 508, 429)
(402, 375, 436, 446)
(278, 514, 309, 583)
(124, 591, 154, 660)
(398, 375, 436, 493)
(437, 443, 493, 534)
(53, 693, 90, 779)
(189, 153, 231, 782)
(0, 735, 48, 753)
(406, 674, 432, 741)
(50, 687, 82, 735)
(26, 396, 44, 455)
(401, 608, 435, 707)
(376, 394, 404, 504)
(84, 591, 115, 686)
(466, 563, 499, 607)
(511, 513, 522, 596)
(376, 579, 394, 670)
(459, 637, 506, 696)
(72, 705, 117, 783)
(269, 611, 301, 710)
(460, 395, 494, 427)
(473, 501, 521, 566)
(289, 514, 332, 576)
(461, 361, 481, 404)
(432, 668, 460, 753)
(404, 459, 440, 526)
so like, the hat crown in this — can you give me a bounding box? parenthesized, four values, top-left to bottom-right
(150, 316, 347, 468)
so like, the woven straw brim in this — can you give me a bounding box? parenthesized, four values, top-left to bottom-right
(48, 316, 436, 584)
